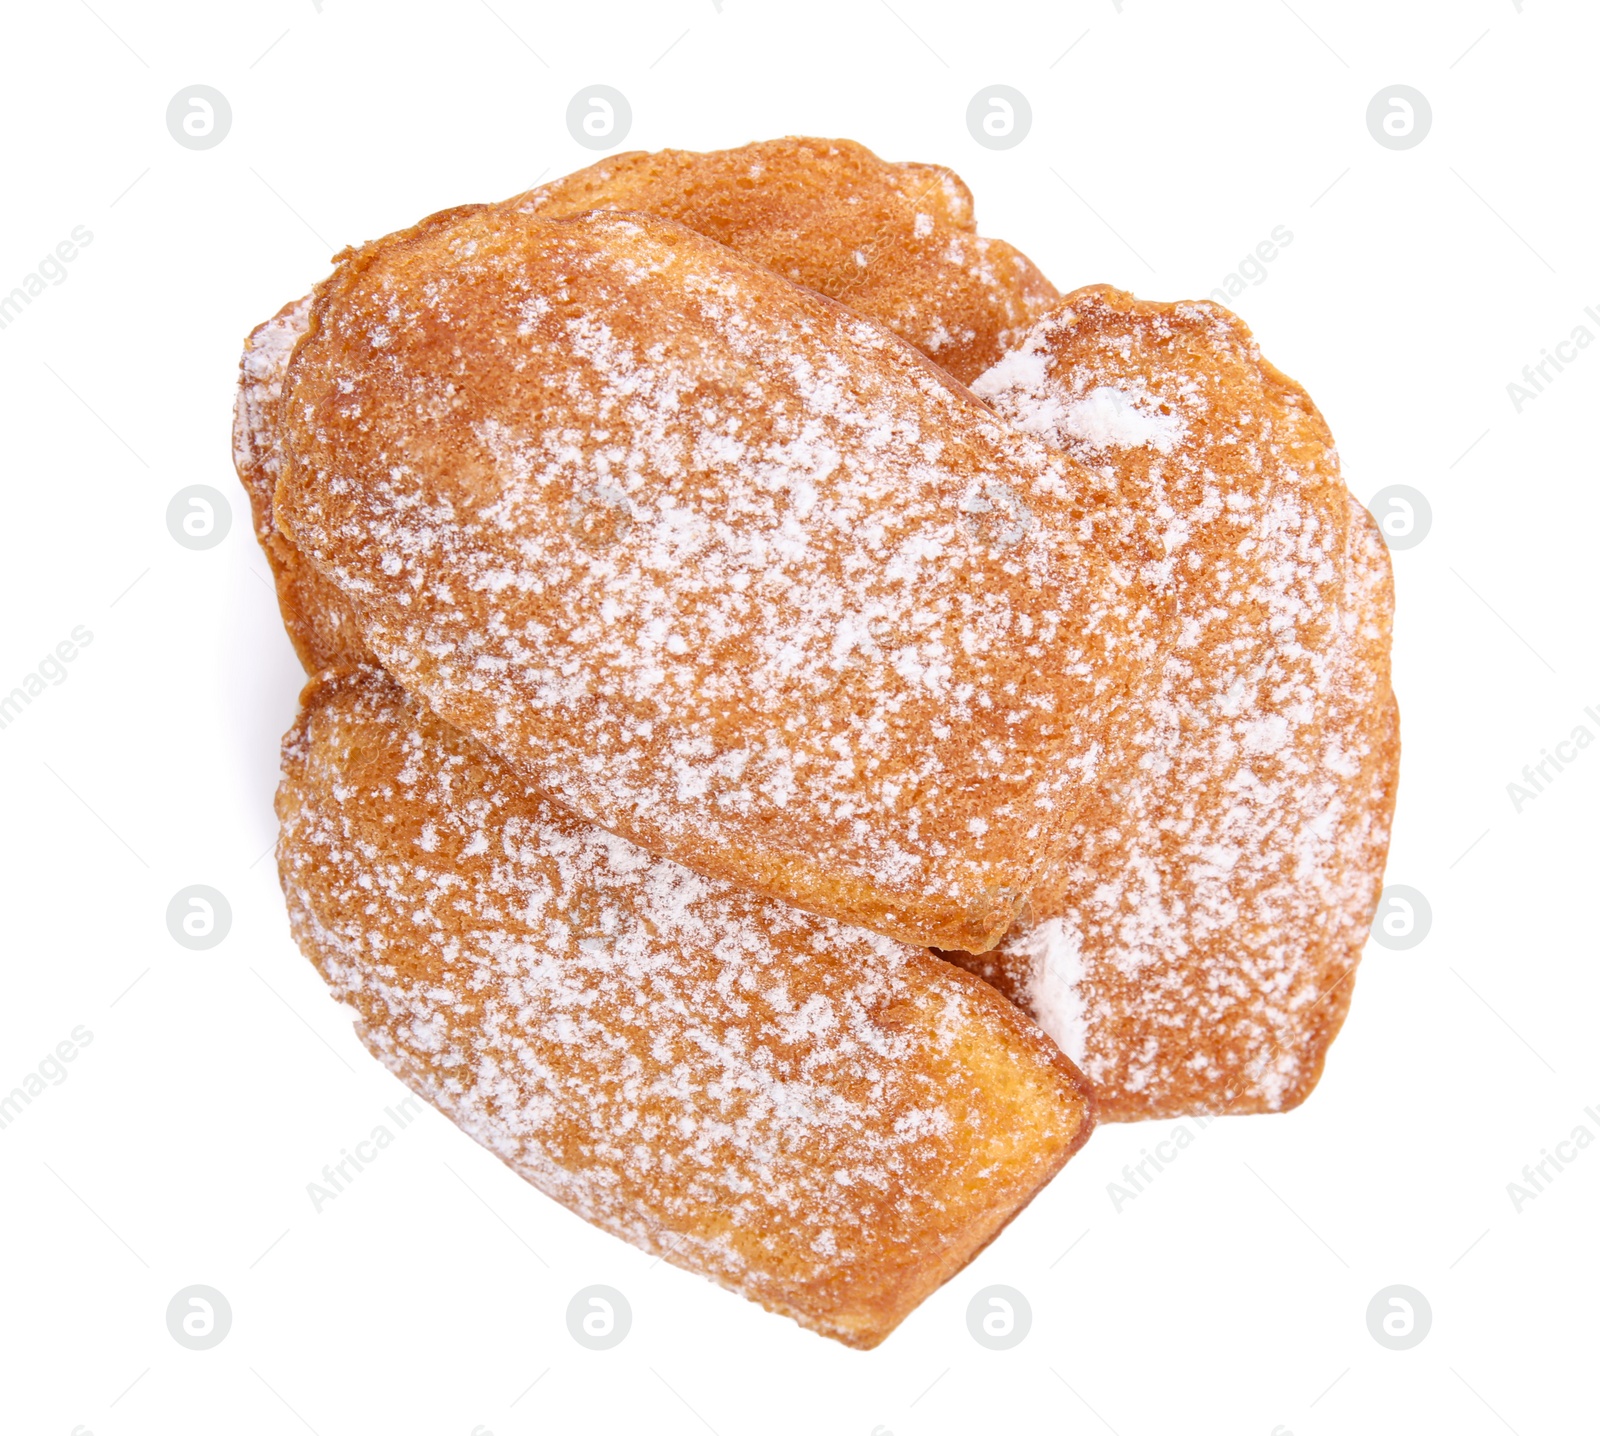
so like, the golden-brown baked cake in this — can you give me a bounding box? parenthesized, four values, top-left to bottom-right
(231, 204, 486, 673)
(275, 208, 1172, 954)
(517, 137, 1058, 383)
(276, 668, 1095, 1348)
(949, 287, 1398, 1119)
(233, 294, 367, 672)
(233, 141, 1051, 671)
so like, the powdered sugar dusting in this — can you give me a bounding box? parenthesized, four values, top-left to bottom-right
(231, 295, 310, 536)
(1062, 386, 1186, 455)
(1016, 917, 1088, 1065)
(974, 332, 1186, 455)
(962, 288, 1395, 1119)
(276, 671, 1088, 1344)
(278, 210, 1171, 952)
(515, 137, 1060, 385)
(230, 290, 375, 674)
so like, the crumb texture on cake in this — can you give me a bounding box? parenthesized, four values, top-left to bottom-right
(953, 286, 1398, 1119)
(519, 136, 1059, 383)
(276, 668, 1093, 1347)
(275, 210, 1172, 953)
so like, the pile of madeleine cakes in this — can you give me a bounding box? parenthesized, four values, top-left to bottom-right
(234, 137, 1397, 1349)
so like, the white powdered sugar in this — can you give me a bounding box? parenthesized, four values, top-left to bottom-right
(966, 290, 1394, 1118)
(974, 332, 1185, 454)
(277, 209, 1172, 950)
(1061, 386, 1186, 454)
(971, 334, 1063, 436)
(276, 672, 1086, 1342)
(515, 138, 1059, 386)
(1016, 917, 1089, 1066)
(231, 295, 311, 522)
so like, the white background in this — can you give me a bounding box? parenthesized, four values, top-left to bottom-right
(1, 1, 1595, 1432)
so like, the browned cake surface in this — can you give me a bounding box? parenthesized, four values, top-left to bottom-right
(235, 146, 1045, 673)
(233, 294, 369, 672)
(950, 287, 1398, 1119)
(275, 208, 1171, 953)
(232, 205, 486, 673)
(276, 669, 1094, 1348)
(517, 137, 1059, 383)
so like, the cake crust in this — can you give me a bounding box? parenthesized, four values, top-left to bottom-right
(952, 287, 1398, 1118)
(276, 668, 1095, 1347)
(518, 137, 1059, 384)
(275, 210, 1170, 953)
